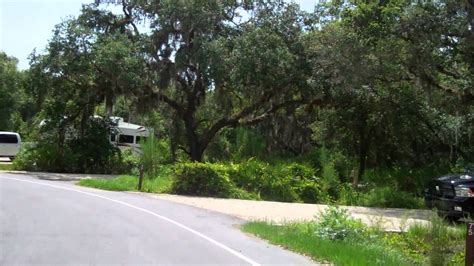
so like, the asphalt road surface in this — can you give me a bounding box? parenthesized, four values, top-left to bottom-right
(0, 173, 315, 265)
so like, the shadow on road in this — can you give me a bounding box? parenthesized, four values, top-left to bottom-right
(0, 170, 117, 181)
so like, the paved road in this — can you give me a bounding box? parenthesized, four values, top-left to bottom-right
(0, 173, 315, 265)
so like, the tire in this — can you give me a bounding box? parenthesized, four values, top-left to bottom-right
(437, 210, 461, 222)
(446, 216, 461, 223)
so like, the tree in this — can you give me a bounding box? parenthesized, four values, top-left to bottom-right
(305, 0, 473, 177)
(0, 52, 21, 130)
(48, 0, 311, 162)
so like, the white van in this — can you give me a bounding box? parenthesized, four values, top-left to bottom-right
(0, 132, 21, 161)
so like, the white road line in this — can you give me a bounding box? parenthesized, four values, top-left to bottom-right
(0, 175, 261, 266)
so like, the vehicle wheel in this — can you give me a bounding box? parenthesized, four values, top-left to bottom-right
(446, 216, 461, 223)
(437, 211, 461, 222)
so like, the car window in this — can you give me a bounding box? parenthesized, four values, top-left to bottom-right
(0, 134, 18, 144)
(118, 134, 134, 144)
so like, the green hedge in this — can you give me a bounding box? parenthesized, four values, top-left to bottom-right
(171, 160, 328, 203)
(171, 163, 258, 199)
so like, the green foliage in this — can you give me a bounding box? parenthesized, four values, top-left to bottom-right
(233, 159, 328, 203)
(358, 187, 424, 209)
(169, 159, 427, 208)
(363, 166, 450, 195)
(335, 182, 424, 209)
(336, 183, 360, 206)
(242, 221, 407, 266)
(6, 0, 474, 208)
(314, 206, 366, 241)
(381, 217, 465, 265)
(243, 208, 465, 265)
(319, 148, 341, 199)
(0, 164, 13, 171)
(232, 127, 267, 161)
(139, 133, 171, 179)
(13, 119, 122, 174)
(118, 149, 140, 175)
(78, 167, 173, 193)
(0, 52, 21, 131)
(429, 214, 450, 266)
(171, 163, 258, 199)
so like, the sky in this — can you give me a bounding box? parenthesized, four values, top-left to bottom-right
(0, 0, 316, 70)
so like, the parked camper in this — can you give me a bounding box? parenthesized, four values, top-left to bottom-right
(0, 132, 21, 161)
(109, 117, 150, 154)
(38, 116, 150, 155)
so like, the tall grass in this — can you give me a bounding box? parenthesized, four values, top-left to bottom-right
(242, 221, 407, 265)
(78, 165, 173, 193)
(0, 164, 13, 171)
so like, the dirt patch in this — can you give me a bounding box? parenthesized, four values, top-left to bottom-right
(146, 194, 431, 231)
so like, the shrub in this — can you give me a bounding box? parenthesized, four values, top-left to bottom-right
(231, 159, 269, 192)
(314, 206, 366, 241)
(271, 162, 326, 203)
(117, 149, 140, 175)
(232, 160, 328, 203)
(362, 166, 449, 195)
(13, 141, 76, 172)
(14, 118, 122, 174)
(336, 183, 361, 206)
(171, 163, 258, 199)
(358, 186, 424, 209)
(316, 148, 342, 200)
(297, 181, 327, 203)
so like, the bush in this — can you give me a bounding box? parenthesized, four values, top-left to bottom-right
(116, 149, 140, 175)
(171, 163, 257, 199)
(232, 159, 270, 192)
(13, 141, 76, 172)
(362, 166, 449, 195)
(336, 183, 361, 206)
(14, 118, 123, 174)
(232, 159, 328, 203)
(314, 206, 366, 241)
(358, 187, 424, 209)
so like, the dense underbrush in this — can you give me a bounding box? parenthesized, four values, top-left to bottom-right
(169, 159, 431, 209)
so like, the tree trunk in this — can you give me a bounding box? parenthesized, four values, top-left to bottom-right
(105, 94, 114, 117)
(357, 116, 369, 180)
(184, 114, 204, 162)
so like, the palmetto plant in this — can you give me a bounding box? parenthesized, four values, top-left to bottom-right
(139, 132, 161, 180)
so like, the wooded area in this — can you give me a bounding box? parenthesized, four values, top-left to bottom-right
(1, 0, 472, 193)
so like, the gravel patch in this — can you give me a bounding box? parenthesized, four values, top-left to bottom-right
(146, 194, 432, 232)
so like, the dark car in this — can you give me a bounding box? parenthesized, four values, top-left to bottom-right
(424, 172, 474, 220)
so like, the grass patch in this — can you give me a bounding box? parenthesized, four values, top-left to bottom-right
(241, 207, 466, 265)
(242, 222, 406, 265)
(0, 164, 13, 171)
(78, 165, 173, 193)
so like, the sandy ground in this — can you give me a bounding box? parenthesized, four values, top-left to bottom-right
(145, 194, 432, 232)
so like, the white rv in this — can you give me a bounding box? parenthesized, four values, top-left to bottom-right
(109, 117, 150, 154)
(0, 132, 21, 161)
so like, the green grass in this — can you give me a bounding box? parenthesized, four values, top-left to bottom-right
(0, 164, 13, 171)
(78, 174, 173, 193)
(242, 217, 466, 266)
(242, 222, 407, 266)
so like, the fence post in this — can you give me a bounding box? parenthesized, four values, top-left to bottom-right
(466, 222, 474, 266)
(138, 165, 144, 191)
